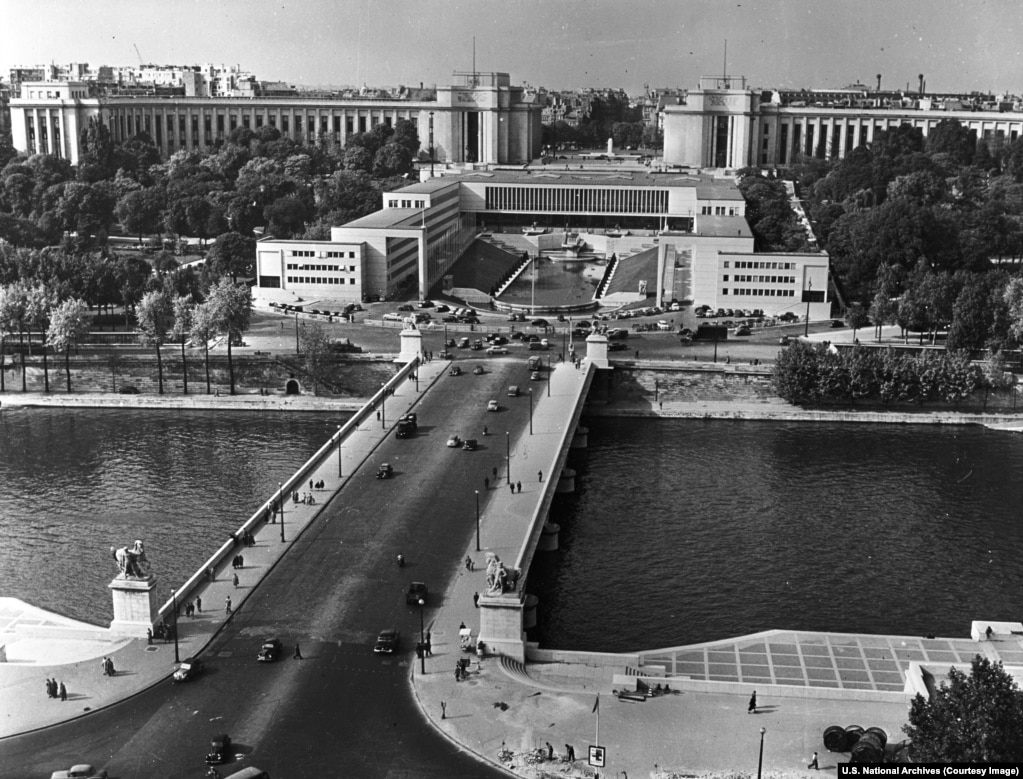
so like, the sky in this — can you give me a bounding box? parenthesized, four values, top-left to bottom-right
(2, 0, 1021, 95)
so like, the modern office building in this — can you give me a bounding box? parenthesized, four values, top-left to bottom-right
(663, 75, 1023, 170)
(9, 71, 542, 167)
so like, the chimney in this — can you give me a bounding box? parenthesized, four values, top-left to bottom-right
(918, 74, 924, 94)
(876, 74, 882, 92)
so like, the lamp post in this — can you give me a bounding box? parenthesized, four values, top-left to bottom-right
(429, 112, 435, 178)
(278, 481, 285, 543)
(418, 597, 426, 675)
(804, 278, 813, 337)
(547, 355, 551, 397)
(475, 489, 480, 551)
(757, 727, 766, 779)
(655, 379, 659, 402)
(505, 431, 511, 484)
(337, 425, 343, 477)
(171, 588, 180, 663)
(295, 311, 300, 353)
(380, 383, 386, 428)
(528, 388, 533, 435)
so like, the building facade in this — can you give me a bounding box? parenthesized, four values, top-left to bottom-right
(9, 71, 541, 167)
(663, 75, 1023, 170)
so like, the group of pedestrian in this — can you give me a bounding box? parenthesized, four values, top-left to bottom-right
(184, 598, 201, 617)
(464, 555, 475, 571)
(240, 529, 256, 546)
(46, 678, 67, 701)
(506, 480, 522, 493)
(101, 656, 116, 676)
(309, 479, 325, 490)
(231, 554, 245, 569)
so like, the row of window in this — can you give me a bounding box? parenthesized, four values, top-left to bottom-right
(724, 261, 796, 270)
(722, 289, 796, 297)
(287, 277, 359, 285)
(725, 275, 796, 284)
(387, 199, 428, 209)
(288, 250, 358, 259)
(485, 186, 669, 215)
(286, 263, 358, 272)
(700, 206, 740, 215)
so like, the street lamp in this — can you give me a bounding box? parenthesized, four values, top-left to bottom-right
(337, 425, 343, 477)
(418, 597, 426, 675)
(757, 727, 766, 779)
(475, 489, 480, 551)
(429, 112, 435, 178)
(547, 355, 551, 397)
(295, 311, 300, 353)
(171, 588, 180, 663)
(381, 383, 386, 428)
(528, 388, 533, 435)
(506, 431, 511, 484)
(278, 481, 285, 543)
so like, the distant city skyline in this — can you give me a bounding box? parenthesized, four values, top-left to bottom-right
(2, 0, 1021, 95)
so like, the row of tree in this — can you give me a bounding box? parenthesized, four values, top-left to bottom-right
(0, 275, 251, 394)
(0, 118, 420, 250)
(771, 340, 1015, 407)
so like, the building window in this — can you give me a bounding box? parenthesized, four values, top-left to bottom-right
(721, 289, 728, 295)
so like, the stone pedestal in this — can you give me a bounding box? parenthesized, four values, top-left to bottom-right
(396, 327, 423, 364)
(586, 333, 610, 369)
(478, 593, 526, 662)
(109, 575, 157, 637)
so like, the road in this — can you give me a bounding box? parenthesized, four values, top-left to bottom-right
(1, 357, 534, 779)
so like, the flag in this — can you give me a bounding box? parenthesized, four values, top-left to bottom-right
(592, 693, 600, 714)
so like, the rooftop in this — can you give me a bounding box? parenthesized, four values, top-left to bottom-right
(340, 207, 425, 230)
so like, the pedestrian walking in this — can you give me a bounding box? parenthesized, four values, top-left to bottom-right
(46, 678, 54, 698)
(565, 744, 575, 762)
(309, 479, 314, 491)
(232, 573, 239, 588)
(225, 596, 232, 615)
(546, 742, 554, 760)
(102, 657, 109, 676)
(492, 466, 497, 480)
(425, 631, 432, 656)
(484, 476, 489, 490)
(105, 657, 115, 676)
(516, 481, 522, 493)
(808, 751, 819, 770)
(538, 470, 543, 482)
(509, 482, 514, 494)
(207, 566, 215, 582)
(473, 591, 480, 608)
(441, 701, 446, 719)
(59, 682, 67, 701)
(293, 642, 303, 659)
(196, 596, 202, 613)
(748, 690, 757, 713)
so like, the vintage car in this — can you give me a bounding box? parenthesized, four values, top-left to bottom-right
(50, 766, 108, 779)
(487, 400, 499, 412)
(472, 365, 485, 375)
(406, 581, 428, 605)
(449, 366, 462, 376)
(376, 463, 394, 479)
(172, 656, 204, 682)
(374, 629, 400, 654)
(446, 435, 462, 448)
(257, 638, 282, 662)
(462, 439, 478, 451)
(206, 733, 233, 765)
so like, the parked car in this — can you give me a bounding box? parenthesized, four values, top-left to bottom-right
(443, 315, 459, 322)
(531, 318, 549, 327)
(470, 340, 483, 351)
(418, 300, 434, 308)
(487, 400, 499, 411)
(376, 463, 393, 479)
(374, 628, 400, 654)
(457, 337, 470, 348)
(486, 345, 509, 355)
(473, 365, 485, 375)
(449, 366, 462, 376)
(434, 304, 450, 313)
(530, 371, 542, 381)
(206, 733, 233, 765)
(608, 342, 628, 351)
(734, 326, 752, 336)
(779, 335, 791, 345)
(406, 582, 428, 605)
(50, 766, 108, 779)
(382, 312, 403, 322)
(446, 435, 462, 448)
(257, 638, 282, 662)
(462, 438, 478, 451)
(397, 304, 414, 312)
(172, 656, 204, 682)
(508, 385, 520, 396)
(830, 319, 845, 328)
(657, 320, 672, 331)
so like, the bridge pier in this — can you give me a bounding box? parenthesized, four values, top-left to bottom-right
(523, 594, 539, 629)
(570, 426, 588, 449)
(556, 467, 576, 493)
(539, 521, 560, 551)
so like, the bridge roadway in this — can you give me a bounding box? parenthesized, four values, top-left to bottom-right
(0, 352, 594, 778)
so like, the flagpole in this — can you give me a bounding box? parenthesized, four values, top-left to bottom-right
(594, 693, 600, 745)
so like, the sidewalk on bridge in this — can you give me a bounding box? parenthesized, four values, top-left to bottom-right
(0, 357, 450, 739)
(409, 357, 910, 779)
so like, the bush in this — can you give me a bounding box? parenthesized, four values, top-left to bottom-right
(118, 385, 140, 394)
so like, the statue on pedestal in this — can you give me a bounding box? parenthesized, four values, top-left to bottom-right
(402, 314, 418, 330)
(111, 539, 150, 579)
(484, 552, 507, 596)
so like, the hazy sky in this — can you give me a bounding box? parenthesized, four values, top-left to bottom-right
(2, 0, 1021, 94)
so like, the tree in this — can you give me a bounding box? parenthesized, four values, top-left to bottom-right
(24, 283, 56, 392)
(115, 187, 166, 245)
(846, 302, 870, 342)
(206, 231, 255, 282)
(904, 655, 1023, 762)
(206, 278, 252, 394)
(189, 300, 217, 394)
(0, 282, 21, 392)
(170, 295, 194, 395)
(47, 298, 90, 392)
(136, 289, 172, 394)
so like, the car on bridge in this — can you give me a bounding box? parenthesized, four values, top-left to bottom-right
(172, 656, 204, 682)
(206, 733, 233, 765)
(462, 439, 478, 451)
(530, 371, 542, 381)
(406, 581, 428, 604)
(449, 366, 462, 376)
(257, 638, 282, 662)
(446, 434, 462, 448)
(376, 463, 394, 479)
(374, 629, 400, 654)
(50, 766, 108, 779)
(487, 400, 499, 411)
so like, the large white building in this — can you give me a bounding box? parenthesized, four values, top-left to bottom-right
(663, 75, 1023, 170)
(9, 71, 542, 167)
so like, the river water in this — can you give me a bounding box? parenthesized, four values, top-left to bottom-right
(2, 409, 1022, 649)
(0, 407, 346, 626)
(527, 418, 1023, 652)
